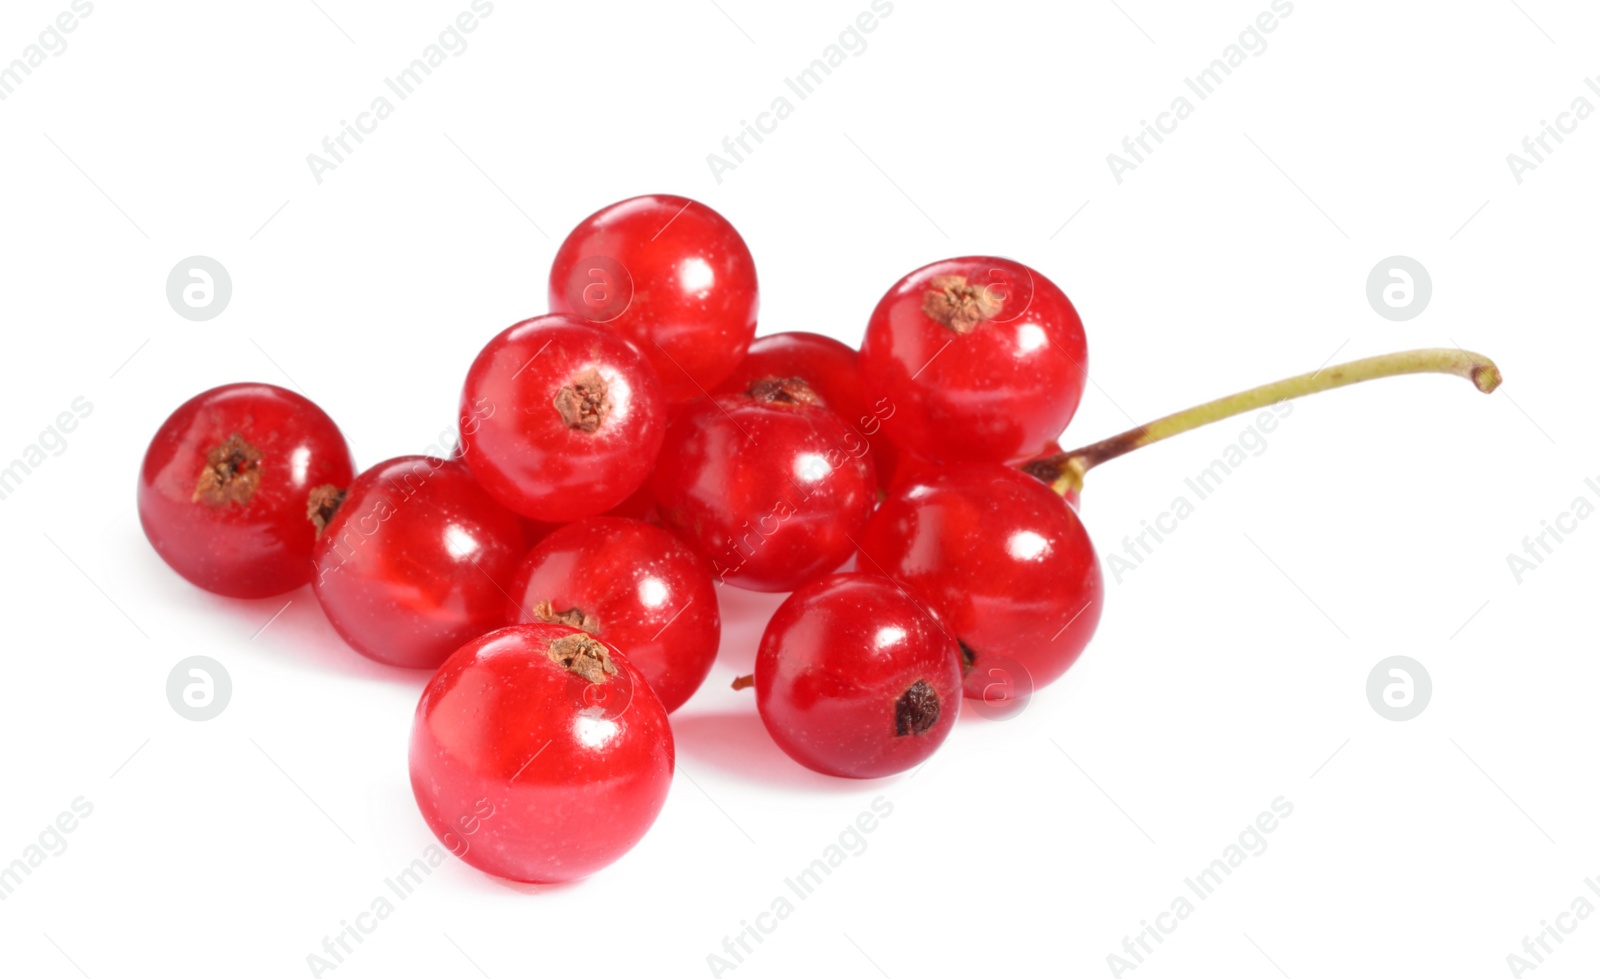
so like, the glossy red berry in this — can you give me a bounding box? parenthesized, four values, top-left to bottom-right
(603, 480, 661, 523)
(520, 517, 561, 549)
(410, 623, 673, 883)
(311, 456, 526, 670)
(859, 256, 1088, 466)
(716, 331, 899, 484)
(717, 332, 865, 414)
(652, 378, 876, 592)
(511, 517, 720, 713)
(858, 465, 1103, 704)
(549, 194, 758, 402)
(139, 382, 355, 599)
(754, 573, 962, 778)
(460, 314, 666, 522)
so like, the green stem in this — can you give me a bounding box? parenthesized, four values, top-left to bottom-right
(1026, 348, 1502, 496)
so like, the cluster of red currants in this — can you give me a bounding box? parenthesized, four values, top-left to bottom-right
(139, 193, 1502, 885)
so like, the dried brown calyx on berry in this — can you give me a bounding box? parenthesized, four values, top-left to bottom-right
(306, 485, 347, 536)
(922, 275, 1002, 334)
(546, 632, 618, 684)
(193, 434, 263, 506)
(554, 368, 612, 433)
(532, 600, 600, 635)
(747, 375, 820, 407)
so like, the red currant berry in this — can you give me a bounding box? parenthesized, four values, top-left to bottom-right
(410, 623, 673, 883)
(459, 314, 666, 522)
(549, 195, 759, 402)
(859, 256, 1087, 466)
(311, 456, 525, 670)
(603, 480, 661, 523)
(858, 465, 1103, 704)
(520, 517, 561, 549)
(716, 331, 899, 484)
(752, 573, 962, 778)
(139, 383, 355, 599)
(717, 332, 863, 413)
(886, 439, 1070, 499)
(511, 517, 720, 713)
(652, 378, 876, 592)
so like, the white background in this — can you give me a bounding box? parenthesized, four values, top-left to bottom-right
(0, 1, 1595, 976)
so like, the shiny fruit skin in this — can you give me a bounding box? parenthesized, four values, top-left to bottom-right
(717, 332, 866, 414)
(755, 573, 963, 778)
(651, 390, 876, 592)
(716, 330, 899, 485)
(603, 480, 661, 524)
(138, 382, 355, 598)
(892, 440, 1080, 510)
(512, 517, 720, 712)
(409, 623, 674, 884)
(549, 194, 758, 402)
(311, 456, 525, 670)
(459, 314, 666, 522)
(858, 465, 1103, 701)
(859, 256, 1087, 466)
